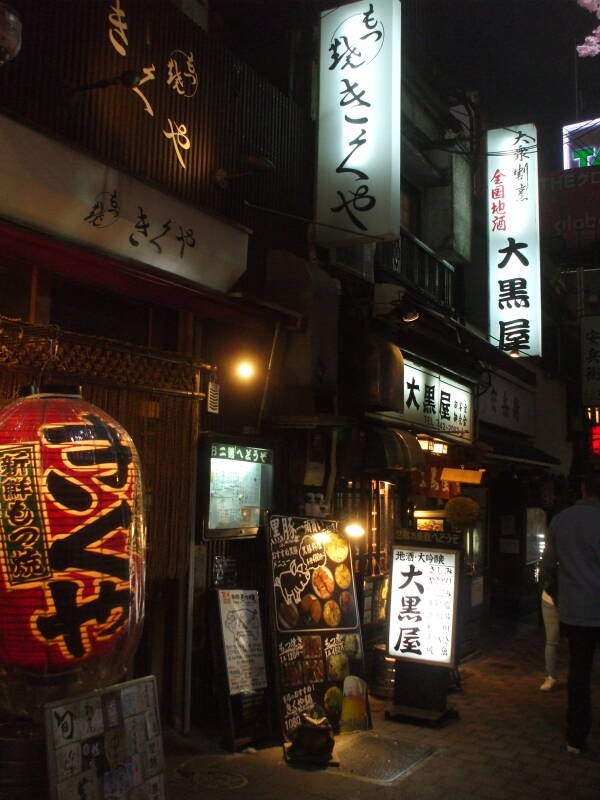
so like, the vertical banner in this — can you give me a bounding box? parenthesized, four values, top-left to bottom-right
(487, 124, 541, 357)
(387, 546, 460, 667)
(315, 0, 401, 246)
(581, 316, 600, 406)
(267, 515, 368, 741)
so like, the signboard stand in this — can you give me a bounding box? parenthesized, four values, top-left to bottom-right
(210, 589, 272, 751)
(385, 661, 459, 726)
(385, 545, 461, 727)
(266, 515, 370, 749)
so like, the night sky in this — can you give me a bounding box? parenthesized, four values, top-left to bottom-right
(211, 0, 600, 172)
(403, 0, 600, 171)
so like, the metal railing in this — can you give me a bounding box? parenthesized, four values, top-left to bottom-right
(375, 227, 457, 312)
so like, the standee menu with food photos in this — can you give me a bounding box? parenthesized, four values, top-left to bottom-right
(267, 515, 369, 741)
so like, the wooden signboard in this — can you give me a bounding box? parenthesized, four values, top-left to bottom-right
(267, 515, 369, 742)
(44, 675, 165, 800)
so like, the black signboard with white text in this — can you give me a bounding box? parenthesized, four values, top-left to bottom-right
(267, 515, 369, 741)
(387, 546, 460, 668)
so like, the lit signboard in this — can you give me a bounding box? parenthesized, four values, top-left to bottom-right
(205, 442, 273, 540)
(387, 546, 460, 667)
(562, 117, 600, 170)
(391, 357, 473, 442)
(487, 124, 541, 357)
(316, 0, 401, 246)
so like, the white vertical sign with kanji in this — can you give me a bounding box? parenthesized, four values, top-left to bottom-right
(316, 0, 401, 246)
(487, 124, 541, 357)
(387, 546, 460, 667)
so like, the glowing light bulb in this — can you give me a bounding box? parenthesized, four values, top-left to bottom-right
(236, 361, 254, 379)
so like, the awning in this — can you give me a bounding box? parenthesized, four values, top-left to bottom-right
(365, 427, 426, 471)
(0, 219, 301, 332)
(481, 437, 560, 468)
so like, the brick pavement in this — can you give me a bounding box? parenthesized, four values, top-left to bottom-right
(165, 617, 600, 799)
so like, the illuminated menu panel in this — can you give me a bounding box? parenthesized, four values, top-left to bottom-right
(207, 443, 273, 538)
(387, 546, 459, 667)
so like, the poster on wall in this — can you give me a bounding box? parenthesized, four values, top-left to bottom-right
(387, 546, 460, 668)
(267, 515, 369, 741)
(44, 675, 165, 800)
(217, 589, 268, 696)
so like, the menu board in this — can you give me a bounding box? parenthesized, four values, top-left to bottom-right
(217, 589, 268, 696)
(387, 546, 460, 668)
(44, 676, 165, 800)
(267, 515, 368, 741)
(206, 443, 273, 539)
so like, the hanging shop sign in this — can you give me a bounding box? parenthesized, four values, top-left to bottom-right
(217, 589, 268, 696)
(315, 0, 401, 246)
(562, 117, 600, 170)
(267, 515, 369, 740)
(44, 675, 164, 800)
(0, 391, 145, 717)
(395, 357, 473, 442)
(387, 545, 460, 667)
(487, 123, 541, 357)
(581, 316, 600, 406)
(478, 372, 535, 435)
(0, 113, 249, 295)
(204, 442, 273, 540)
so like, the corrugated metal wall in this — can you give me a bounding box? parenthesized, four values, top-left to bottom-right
(0, 0, 313, 249)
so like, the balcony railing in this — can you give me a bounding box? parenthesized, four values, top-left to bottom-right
(374, 227, 457, 313)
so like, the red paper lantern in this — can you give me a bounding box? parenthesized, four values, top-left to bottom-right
(0, 388, 145, 716)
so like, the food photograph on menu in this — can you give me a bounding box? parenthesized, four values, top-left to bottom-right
(268, 515, 369, 739)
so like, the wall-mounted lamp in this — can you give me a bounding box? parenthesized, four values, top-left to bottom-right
(509, 346, 521, 359)
(417, 435, 448, 455)
(214, 155, 276, 189)
(401, 307, 420, 323)
(234, 360, 256, 380)
(0, 3, 21, 66)
(344, 523, 365, 538)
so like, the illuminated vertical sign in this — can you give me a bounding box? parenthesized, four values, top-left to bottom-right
(487, 124, 541, 357)
(562, 117, 600, 169)
(316, 0, 401, 246)
(387, 546, 460, 667)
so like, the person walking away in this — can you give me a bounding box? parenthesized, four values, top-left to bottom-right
(539, 575, 559, 691)
(542, 471, 600, 753)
